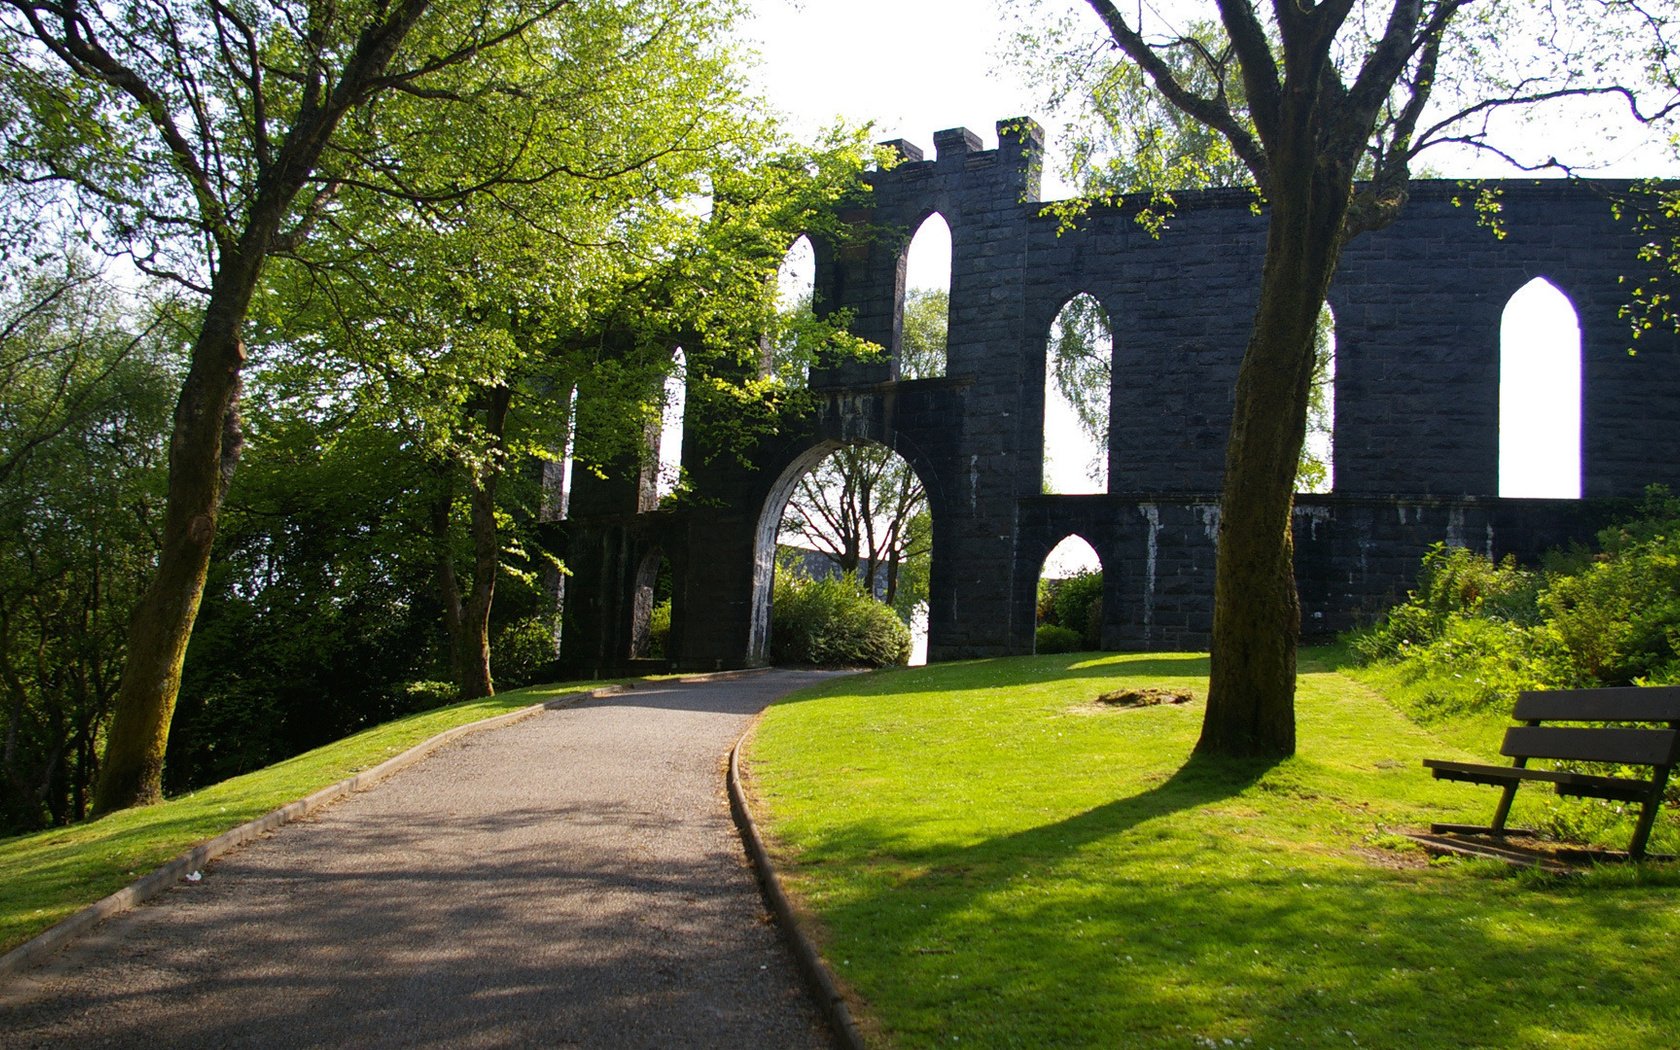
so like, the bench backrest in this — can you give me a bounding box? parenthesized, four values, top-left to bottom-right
(1511, 686, 1680, 722)
(1503, 686, 1680, 768)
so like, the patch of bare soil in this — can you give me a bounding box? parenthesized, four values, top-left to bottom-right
(1094, 687, 1194, 708)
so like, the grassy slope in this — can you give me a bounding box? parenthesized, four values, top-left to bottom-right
(0, 681, 605, 955)
(746, 652, 1680, 1049)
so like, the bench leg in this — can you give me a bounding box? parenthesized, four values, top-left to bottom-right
(1628, 801, 1660, 861)
(1489, 782, 1520, 835)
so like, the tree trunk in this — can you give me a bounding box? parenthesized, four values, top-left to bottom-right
(1198, 158, 1352, 760)
(431, 466, 472, 692)
(437, 385, 511, 702)
(92, 280, 249, 813)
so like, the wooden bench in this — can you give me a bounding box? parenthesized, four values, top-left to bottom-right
(1423, 686, 1680, 860)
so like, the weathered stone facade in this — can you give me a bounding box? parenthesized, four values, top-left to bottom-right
(549, 118, 1680, 674)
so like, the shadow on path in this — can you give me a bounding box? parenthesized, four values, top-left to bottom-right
(1, 670, 839, 1049)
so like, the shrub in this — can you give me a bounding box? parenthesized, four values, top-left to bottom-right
(1039, 570, 1103, 649)
(1539, 530, 1680, 685)
(1350, 491, 1680, 714)
(647, 598, 672, 658)
(1035, 624, 1082, 654)
(772, 570, 910, 667)
(1052, 570, 1104, 649)
(1350, 544, 1539, 665)
(492, 614, 559, 688)
(396, 680, 459, 710)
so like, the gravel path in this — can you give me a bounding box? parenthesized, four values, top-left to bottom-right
(0, 671, 839, 1049)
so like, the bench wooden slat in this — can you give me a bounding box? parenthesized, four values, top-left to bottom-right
(1423, 759, 1655, 798)
(1513, 686, 1680, 723)
(1501, 725, 1679, 767)
(1553, 775, 1663, 804)
(1424, 759, 1564, 786)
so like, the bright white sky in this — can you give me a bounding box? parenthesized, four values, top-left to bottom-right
(742, 0, 1665, 575)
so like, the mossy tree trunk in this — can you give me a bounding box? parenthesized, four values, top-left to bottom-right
(1199, 153, 1354, 759)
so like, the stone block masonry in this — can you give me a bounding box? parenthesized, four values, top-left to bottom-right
(549, 118, 1680, 672)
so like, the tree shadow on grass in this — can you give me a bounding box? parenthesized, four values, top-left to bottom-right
(764, 652, 1212, 709)
(795, 748, 1680, 1048)
(793, 749, 1268, 874)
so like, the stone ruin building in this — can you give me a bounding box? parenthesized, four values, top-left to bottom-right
(546, 118, 1680, 674)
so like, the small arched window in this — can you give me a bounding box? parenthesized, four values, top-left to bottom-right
(656, 347, 686, 503)
(770, 235, 817, 385)
(1298, 302, 1336, 494)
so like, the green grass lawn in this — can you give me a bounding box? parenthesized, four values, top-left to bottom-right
(745, 651, 1680, 1049)
(0, 680, 607, 956)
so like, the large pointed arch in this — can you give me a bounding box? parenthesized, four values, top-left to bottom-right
(749, 439, 935, 664)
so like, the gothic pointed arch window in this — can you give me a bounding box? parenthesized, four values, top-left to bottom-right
(1036, 535, 1103, 653)
(655, 347, 686, 503)
(1298, 302, 1336, 494)
(1499, 277, 1581, 499)
(900, 213, 950, 379)
(771, 235, 817, 384)
(1043, 294, 1112, 494)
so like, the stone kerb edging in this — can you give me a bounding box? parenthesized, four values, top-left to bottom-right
(0, 681, 639, 981)
(728, 727, 868, 1050)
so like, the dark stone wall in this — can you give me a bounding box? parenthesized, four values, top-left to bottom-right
(551, 118, 1680, 673)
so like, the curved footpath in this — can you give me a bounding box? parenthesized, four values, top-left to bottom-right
(0, 670, 840, 1049)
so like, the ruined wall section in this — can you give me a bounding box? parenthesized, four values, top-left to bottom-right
(553, 116, 1680, 672)
(1332, 183, 1680, 497)
(811, 120, 1049, 660)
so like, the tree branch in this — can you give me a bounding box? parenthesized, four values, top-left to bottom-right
(1085, 0, 1270, 189)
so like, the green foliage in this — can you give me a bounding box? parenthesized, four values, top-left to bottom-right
(1351, 490, 1680, 717)
(1011, 10, 1252, 212)
(0, 254, 180, 832)
(162, 398, 445, 793)
(771, 566, 910, 668)
(491, 616, 559, 689)
(900, 287, 948, 380)
(647, 599, 673, 659)
(1034, 624, 1082, 654)
(1038, 569, 1103, 650)
(1350, 544, 1541, 664)
(1538, 490, 1680, 684)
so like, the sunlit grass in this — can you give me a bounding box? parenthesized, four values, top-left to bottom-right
(0, 680, 608, 955)
(745, 651, 1680, 1049)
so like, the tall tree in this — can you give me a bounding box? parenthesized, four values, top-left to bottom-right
(255, 0, 767, 699)
(1022, 0, 1678, 757)
(0, 0, 628, 811)
(259, 102, 879, 700)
